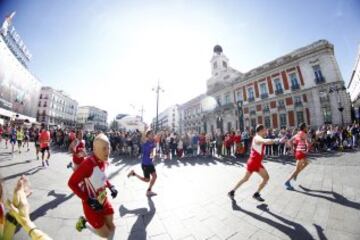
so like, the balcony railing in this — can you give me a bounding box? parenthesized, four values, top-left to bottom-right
(248, 97, 255, 102)
(250, 110, 256, 115)
(294, 101, 303, 107)
(275, 88, 284, 95)
(260, 93, 269, 99)
(263, 107, 270, 113)
(277, 105, 286, 111)
(315, 76, 326, 84)
(291, 84, 300, 91)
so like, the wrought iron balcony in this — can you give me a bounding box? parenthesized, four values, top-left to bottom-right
(260, 93, 269, 99)
(263, 107, 270, 113)
(250, 110, 256, 115)
(291, 84, 300, 91)
(315, 76, 326, 84)
(294, 101, 303, 107)
(277, 105, 286, 111)
(248, 97, 255, 102)
(275, 88, 283, 95)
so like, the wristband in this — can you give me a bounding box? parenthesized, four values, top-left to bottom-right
(29, 227, 38, 237)
(5, 212, 18, 226)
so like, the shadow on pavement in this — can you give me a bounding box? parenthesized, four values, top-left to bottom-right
(231, 199, 317, 240)
(3, 166, 44, 181)
(119, 197, 156, 240)
(314, 224, 328, 240)
(30, 190, 74, 221)
(296, 185, 360, 210)
(0, 160, 32, 168)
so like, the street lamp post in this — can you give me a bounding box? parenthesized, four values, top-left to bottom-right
(329, 85, 347, 126)
(152, 81, 164, 133)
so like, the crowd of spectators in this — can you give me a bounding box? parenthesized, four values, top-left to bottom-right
(1, 123, 359, 160)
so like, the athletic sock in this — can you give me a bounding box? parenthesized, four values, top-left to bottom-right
(85, 222, 97, 235)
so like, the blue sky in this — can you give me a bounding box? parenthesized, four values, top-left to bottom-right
(1, 0, 359, 123)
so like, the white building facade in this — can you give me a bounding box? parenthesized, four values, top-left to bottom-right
(77, 106, 108, 131)
(152, 105, 180, 132)
(37, 87, 78, 127)
(178, 94, 206, 134)
(205, 40, 351, 133)
(348, 44, 360, 121)
(0, 12, 41, 123)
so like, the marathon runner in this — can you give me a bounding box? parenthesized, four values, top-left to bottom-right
(9, 126, 17, 154)
(67, 130, 86, 171)
(39, 124, 51, 167)
(228, 124, 279, 202)
(16, 127, 24, 154)
(127, 130, 158, 197)
(68, 133, 118, 239)
(22, 128, 30, 152)
(285, 123, 310, 190)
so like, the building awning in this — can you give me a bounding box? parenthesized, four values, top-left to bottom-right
(0, 107, 37, 123)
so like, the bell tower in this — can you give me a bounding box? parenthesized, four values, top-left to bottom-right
(210, 45, 229, 77)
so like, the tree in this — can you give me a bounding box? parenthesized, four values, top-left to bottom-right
(110, 120, 119, 131)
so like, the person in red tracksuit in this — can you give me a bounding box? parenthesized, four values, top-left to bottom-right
(67, 130, 86, 171)
(228, 125, 279, 202)
(68, 133, 118, 239)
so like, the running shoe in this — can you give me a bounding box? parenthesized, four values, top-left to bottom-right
(46, 160, 49, 166)
(146, 191, 157, 197)
(42, 161, 45, 167)
(76, 216, 87, 232)
(252, 192, 265, 202)
(67, 162, 73, 169)
(228, 190, 235, 199)
(285, 181, 294, 190)
(127, 170, 135, 178)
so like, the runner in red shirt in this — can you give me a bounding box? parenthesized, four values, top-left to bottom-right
(199, 132, 207, 156)
(0, 125, 3, 145)
(285, 123, 310, 190)
(228, 125, 279, 202)
(67, 130, 86, 170)
(68, 133, 117, 239)
(39, 124, 51, 167)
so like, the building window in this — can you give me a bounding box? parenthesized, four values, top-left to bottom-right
(213, 62, 217, 69)
(319, 91, 329, 102)
(280, 113, 287, 127)
(264, 116, 271, 128)
(248, 88, 255, 101)
(263, 104, 270, 113)
(236, 90, 243, 101)
(43, 101, 47, 107)
(227, 122, 232, 132)
(294, 96, 302, 106)
(289, 73, 300, 90)
(313, 65, 325, 84)
(296, 111, 304, 125)
(322, 106, 332, 123)
(38, 101, 41, 107)
(274, 78, 283, 94)
(278, 99, 286, 110)
(216, 96, 222, 106)
(39, 94, 42, 99)
(225, 93, 231, 104)
(223, 61, 227, 68)
(260, 83, 268, 99)
(251, 118, 256, 129)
